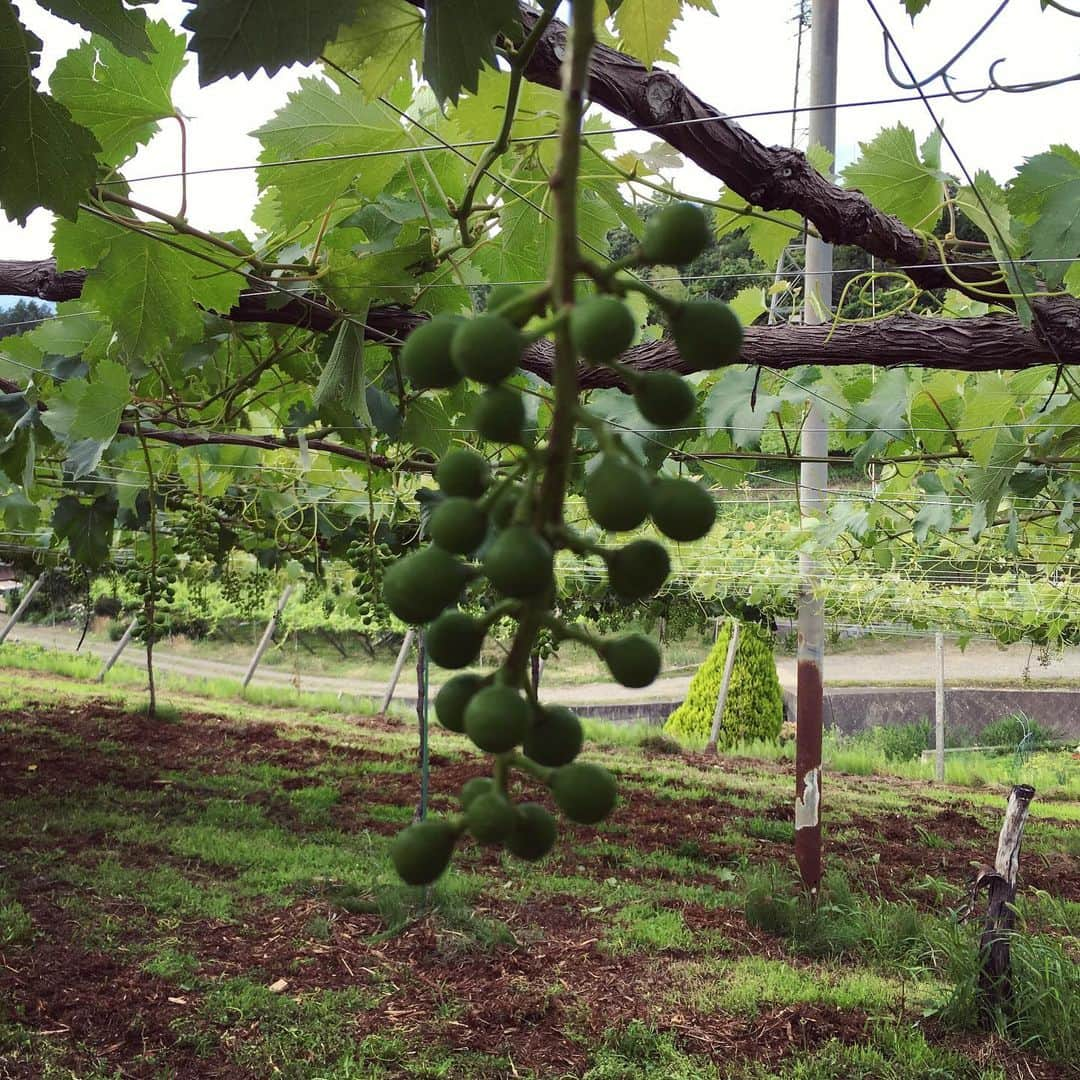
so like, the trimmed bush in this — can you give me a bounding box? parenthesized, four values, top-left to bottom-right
(665, 621, 783, 747)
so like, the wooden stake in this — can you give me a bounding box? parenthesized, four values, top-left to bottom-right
(0, 575, 44, 645)
(706, 620, 740, 754)
(97, 617, 138, 682)
(241, 585, 294, 691)
(934, 631, 946, 782)
(381, 628, 415, 714)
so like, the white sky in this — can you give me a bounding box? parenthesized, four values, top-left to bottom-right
(3, 0, 1080, 269)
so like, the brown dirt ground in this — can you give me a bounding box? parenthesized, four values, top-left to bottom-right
(0, 699, 1075, 1079)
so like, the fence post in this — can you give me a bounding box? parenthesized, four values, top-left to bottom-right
(706, 620, 741, 754)
(934, 631, 946, 782)
(0, 575, 44, 646)
(381, 628, 416, 714)
(241, 585, 294, 691)
(97, 617, 138, 682)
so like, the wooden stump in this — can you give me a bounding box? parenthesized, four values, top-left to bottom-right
(975, 783, 1036, 1025)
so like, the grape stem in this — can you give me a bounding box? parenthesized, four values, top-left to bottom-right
(503, 0, 596, 686)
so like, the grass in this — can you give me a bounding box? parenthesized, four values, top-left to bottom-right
(0, 676, 1075, 1078)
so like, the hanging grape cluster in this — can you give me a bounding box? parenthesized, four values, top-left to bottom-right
(384, 203, 743, 886)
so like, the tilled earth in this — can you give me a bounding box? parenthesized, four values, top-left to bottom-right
(0, 696, 1075, 1079)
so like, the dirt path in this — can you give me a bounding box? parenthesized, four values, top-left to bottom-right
(7, 623, 1080, 708)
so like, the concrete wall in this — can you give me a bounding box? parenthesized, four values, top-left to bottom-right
(782, 687, 1080, 741)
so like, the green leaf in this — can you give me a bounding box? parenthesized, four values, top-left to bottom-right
(903, 0, 933, 16)
(80, 232, 242, 357)
(422, 0, 519, 105)
(325, 1, 424, 99)
(960, 374, 1015, 467)
(842, 124, 946, 230)
(181, 0, 359, 86)
(52, 493, 117, 567)
(254, 77, 407, 226)
(727, 286, 767, 327)
(402, 397, 451, 458)
(714, 201, 801, 270)
(313, 318, 371, 424)
(955, 170, 1034, 324)
(613, 0, 680, 68)
(968, 429, 1026, 540)
(912, 475, 953, 543)
(0, 5, 100, 224)
(704, 369, 781, 450)
(850, 369, 911, 469)
(38, 0, 153, 59)
(42, 356, 128, 437)
(1008, 145, 1080, 286)
(50, 19, 186, 166)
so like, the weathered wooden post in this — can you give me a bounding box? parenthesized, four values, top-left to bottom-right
(934, 631, 946, 782)
(241, 585, 294, 692)
(97, 617, 138, 682)
(381, 628, 415, 714)
(706, 620, 741, 754)
(975, 784, 1036, 1025)
(0, 574, 44, 645)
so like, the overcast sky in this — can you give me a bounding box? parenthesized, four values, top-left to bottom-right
(3, 0, 1079, 268)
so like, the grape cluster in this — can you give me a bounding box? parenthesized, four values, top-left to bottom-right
(385, 203, 743, 885)
(123, 551, 180, 643)
(345, 537, 395, 632)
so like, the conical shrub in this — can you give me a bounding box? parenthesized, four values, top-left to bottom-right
(665, 621, 783, 747)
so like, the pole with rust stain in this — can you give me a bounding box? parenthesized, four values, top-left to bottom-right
(795, 0, 838, 895)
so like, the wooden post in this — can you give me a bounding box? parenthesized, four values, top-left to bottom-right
(97, 617, 138, 682)
(241, 585, 294, 691)
(530, 650, 543, 693)
(0, 574, 44, 645)
(381, 628, 415, 713)
(415, 631, 429, 822)
(934, 631, 946, 782)
(706, 620, 740, 754)
(976, 784, 1036, 1025)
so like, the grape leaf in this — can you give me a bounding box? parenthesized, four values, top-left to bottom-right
(422, 0, 519, 105)
(903, 0, 933, 15)
(254, 78, 408, 225)
(704, 369, 781, 450)
(52, 493, 117, 567)
(850, 369, 911, 469)
(1008, 145, 1080, 286)
(0, 5, 100, 224)
(325, 1, 423, 99)
(714, 201, 801, 271)
(51, 19, 187, 166)
(313, 318, 371, 424)
(912, 474, 953, 543)
(38, 0, 153, 59)
(80, 232, 242, 357)
(613, 0, 680, 68)
(181, 0, 359, 86)
(842, 125, 946, 230)
(41, 356, 130, 467)
(955, 169, 1034, 324)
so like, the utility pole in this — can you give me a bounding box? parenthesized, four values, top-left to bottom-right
(794, 0, 837, 896)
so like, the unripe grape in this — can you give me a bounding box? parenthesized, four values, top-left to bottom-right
(400, 315, 463, 389)
(426, 609, 486, 669)
(550, 762, 617, 824)
(605, 539, 670, 600)
(633, 371, 696, 427)
(451, 314, 525, 384)
(437, 448, 490, 498)
(471, 385, 527, 444)
(506, 803, 556, 861)
(390, 819, 458, 885)
(650, 477, 716, 542)
(464, 685, 531, 753)
(601, 633, 662, 688)
(569, 295, 636, 364)
(429, 497, 488, 554)
(641, 201, 712, 265)
(585, 456, 650, 532)
(670, 300, 743, 369)
(483, 525, 553, 598)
